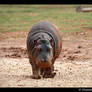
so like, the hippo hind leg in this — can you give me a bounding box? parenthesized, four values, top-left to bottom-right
(42, 66, 56, 78)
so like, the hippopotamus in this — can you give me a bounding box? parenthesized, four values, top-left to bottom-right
(27, 21, 62, 79)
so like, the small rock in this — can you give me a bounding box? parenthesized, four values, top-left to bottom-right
(74, 50, 81, 54)
(77, 46, 82, 49)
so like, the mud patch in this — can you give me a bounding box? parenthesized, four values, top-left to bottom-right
(0, 47, 28, 58)
(61, 46, 91, 61)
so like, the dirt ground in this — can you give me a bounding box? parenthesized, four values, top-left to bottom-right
(0, 30, 92, 87)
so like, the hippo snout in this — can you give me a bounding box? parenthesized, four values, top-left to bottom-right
(41, 56, 49, 62)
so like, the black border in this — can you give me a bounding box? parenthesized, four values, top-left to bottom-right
(0, 0, 92, 4)
(0, 0, 92, 91)
(1, 87, 92, 92)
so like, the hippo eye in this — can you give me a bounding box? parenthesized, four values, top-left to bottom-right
(47, 48, 51, 52)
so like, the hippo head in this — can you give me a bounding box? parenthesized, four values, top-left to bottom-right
(32, 39, 54, 68)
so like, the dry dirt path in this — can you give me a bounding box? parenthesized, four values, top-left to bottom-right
(0, 57, 92, 87)
(0, 31, 92, 87)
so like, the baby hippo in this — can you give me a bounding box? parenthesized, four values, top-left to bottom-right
(27, 21, 62, 79)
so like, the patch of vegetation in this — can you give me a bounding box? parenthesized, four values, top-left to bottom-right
(0, 5, 92, 33)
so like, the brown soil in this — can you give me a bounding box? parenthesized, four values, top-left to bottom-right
(0, 30, 92, 87)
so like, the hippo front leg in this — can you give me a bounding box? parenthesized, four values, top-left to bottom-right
(31, 64, 41, 79)
(29, 59, 41, 79)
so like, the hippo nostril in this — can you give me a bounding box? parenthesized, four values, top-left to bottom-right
(41, 59, 45, 62)
(41, 58, 47, 62)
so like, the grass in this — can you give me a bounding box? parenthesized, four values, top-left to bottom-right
(0, 5, 92, 33)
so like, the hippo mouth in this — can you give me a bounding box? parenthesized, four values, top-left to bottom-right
(37, 61, 52, 68)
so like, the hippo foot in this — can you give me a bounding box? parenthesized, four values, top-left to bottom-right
(43, 72, 56, 78)
(31, 75, 41, 79)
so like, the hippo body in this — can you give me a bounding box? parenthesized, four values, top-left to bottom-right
(27, 21, 62, 79)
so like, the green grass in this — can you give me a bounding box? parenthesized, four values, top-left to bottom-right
(0, 5, 92, 33)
